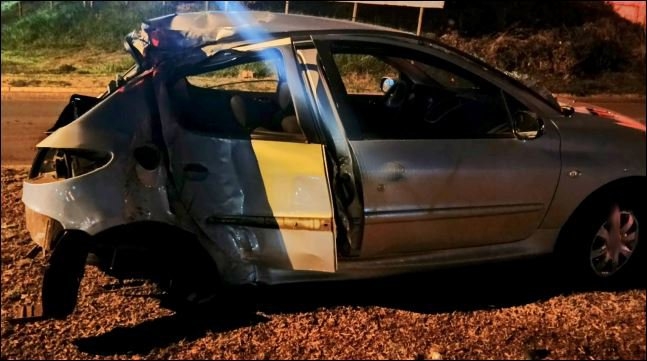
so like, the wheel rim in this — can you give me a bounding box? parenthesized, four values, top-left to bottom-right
(589, 205, 639, 277)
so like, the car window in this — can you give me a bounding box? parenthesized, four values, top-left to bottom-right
(168, 49, 305, 140)
(332, 54, 398, 94)
(412, 60, 477, 90)
(186, 59, 279, 92)
(328, 42, 523, 140)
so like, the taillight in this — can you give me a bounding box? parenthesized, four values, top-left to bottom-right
(29, 148, 112, 182)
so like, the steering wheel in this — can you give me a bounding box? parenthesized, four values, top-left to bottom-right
(422, 91, 466, 125)
(384, 80, 410, 109)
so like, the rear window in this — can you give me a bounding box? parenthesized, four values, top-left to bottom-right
(186, 59, 279, 92)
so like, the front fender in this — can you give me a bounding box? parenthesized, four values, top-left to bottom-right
(541, 113, 646, 230)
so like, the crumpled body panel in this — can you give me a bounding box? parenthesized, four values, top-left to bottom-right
(153, 81, 336, 284)
(22, 73, 337, 286)
(22, 82, 176, 237)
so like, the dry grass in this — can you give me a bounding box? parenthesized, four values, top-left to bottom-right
(339, 72, 385, 94)
(1, 74, 114, 90)
(186, 76, 279, 92)
(1, 167, 645, 360)
(1, 49, 132, 76)
(437, 18, 646, 95)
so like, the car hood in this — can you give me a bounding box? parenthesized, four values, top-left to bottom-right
(556, 101, 646, 132)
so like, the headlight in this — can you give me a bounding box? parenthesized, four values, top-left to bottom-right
(29, 148, 112, 182)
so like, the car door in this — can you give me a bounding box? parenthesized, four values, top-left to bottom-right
(312, 36, 561, 258)
(154, 41, 337, 274)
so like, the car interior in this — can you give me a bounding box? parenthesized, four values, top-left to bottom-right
(330, 45, 517, 140)
(167, 51, 306, 142)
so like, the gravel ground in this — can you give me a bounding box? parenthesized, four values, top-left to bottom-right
(1, 166, 645, 360)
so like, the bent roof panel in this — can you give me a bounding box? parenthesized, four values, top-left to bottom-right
(128, 11, 406, 69)
(148, 11, 398, 34)
(141, 11, 403, 47)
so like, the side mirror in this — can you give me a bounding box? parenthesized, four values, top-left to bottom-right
(561, 106, 575, 117)
(513, 111, 544, 140)
(380, 77, 396, 93)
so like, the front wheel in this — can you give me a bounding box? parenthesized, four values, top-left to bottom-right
(556, 190, 643, 287)
(588, 206, 640, 279)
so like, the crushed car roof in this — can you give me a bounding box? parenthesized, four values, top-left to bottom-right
(127, 11, 406, 70)
(135, 11, 403, 50)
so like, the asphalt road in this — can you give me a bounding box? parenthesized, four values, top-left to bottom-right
(1, 95, 645, 165)
(581, 102, 646, 123)
(1, 97, 69, 165)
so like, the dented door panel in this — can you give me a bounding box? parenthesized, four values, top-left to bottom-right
(157, 126, 337, 279)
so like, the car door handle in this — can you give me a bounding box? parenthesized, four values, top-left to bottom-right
(183, 163, 209, 181)
(383, 162, 406, 181)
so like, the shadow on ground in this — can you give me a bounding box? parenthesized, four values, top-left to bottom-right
(73, 256, 644, 355)
(73, 312, 269, 355)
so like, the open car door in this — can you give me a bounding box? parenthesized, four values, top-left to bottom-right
(158, 109, 338, 276)
(153, 46, 337, 280)
(246, 139, 337, 272)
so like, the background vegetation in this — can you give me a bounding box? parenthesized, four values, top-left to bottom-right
(1, 0, 645, 95)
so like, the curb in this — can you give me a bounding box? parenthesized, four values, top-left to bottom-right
(1, 86, 645, 102)
(554, 93, 646, 103)
(1, 86, 105, 94)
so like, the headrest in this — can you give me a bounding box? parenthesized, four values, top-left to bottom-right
(281, 115, 301, 134)
(230, 95, 247, 128)
(278, 82, 292, 110)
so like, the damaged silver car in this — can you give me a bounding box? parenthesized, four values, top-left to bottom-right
(22, 11, 645, 319)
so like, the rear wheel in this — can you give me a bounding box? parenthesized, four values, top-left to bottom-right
(156, 238, 257, 319)
(161, 284, 257, 320)
(42, 232, 89, 319)
(556, 189, 643, 287)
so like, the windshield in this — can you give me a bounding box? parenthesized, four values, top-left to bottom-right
(502, 71, 560, 110)
(421, 38, 563, 113)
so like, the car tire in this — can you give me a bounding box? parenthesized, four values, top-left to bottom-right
(156, 239, 257, 319)
(42, 232, 89, 319)
(556, 188, 644, 288)
(166, 285, 257, 321)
